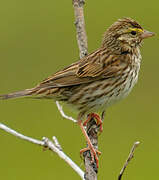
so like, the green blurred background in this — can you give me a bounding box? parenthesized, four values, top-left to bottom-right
(0, 0, 158, 179)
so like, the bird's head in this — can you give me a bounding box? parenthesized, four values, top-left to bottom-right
(102, 18, 155, 53)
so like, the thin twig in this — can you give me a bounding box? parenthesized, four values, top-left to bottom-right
(56, 101, 77, 123)
(0, 123, 84, 180)
(0, 123, 44, 145)
(118, 141, 140, 180)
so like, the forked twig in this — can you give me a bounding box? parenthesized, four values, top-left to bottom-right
(0, 123, 84, 180)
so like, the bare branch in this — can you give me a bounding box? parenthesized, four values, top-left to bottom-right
(0, 123, 84, 180)
(56, 101, 77, 123)
(73, 0, 88, 58)
(118, 141, 140, 180)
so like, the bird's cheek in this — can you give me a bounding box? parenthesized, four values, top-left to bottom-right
(118, 37, 129, 45)
(118, 36, 125, 41)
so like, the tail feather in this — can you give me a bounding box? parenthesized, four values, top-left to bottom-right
(0, 88, 35, 100)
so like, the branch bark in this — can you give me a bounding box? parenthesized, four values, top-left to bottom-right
(73, 0, 88, 58)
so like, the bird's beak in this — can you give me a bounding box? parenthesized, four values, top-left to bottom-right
(141, 30, 155, 39)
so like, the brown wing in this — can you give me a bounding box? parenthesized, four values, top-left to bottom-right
(37, 61, 100, 88)
(36, 48, 127, 88)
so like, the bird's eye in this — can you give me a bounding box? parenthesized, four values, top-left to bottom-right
(131, 31, 137, 35)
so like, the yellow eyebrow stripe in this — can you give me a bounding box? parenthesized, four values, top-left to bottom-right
(129, 28, 144, 33)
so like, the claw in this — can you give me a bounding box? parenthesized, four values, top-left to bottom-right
(83, 113, 103, 132)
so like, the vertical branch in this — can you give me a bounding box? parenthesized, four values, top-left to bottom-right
(73, 0, 88, 58)
(72, 1, 99, 180)
(84, 119, 99, 180)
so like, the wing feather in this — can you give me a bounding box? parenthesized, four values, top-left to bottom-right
(36, 48, 128, 88)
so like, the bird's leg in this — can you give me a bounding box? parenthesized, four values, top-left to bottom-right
(83, 113, 103, 132)
(77, 119, 101, 168)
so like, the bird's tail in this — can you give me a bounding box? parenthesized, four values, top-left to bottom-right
(0, 88, 35, 100)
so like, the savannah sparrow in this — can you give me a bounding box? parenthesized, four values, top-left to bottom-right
(0, 18, 154, 167)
